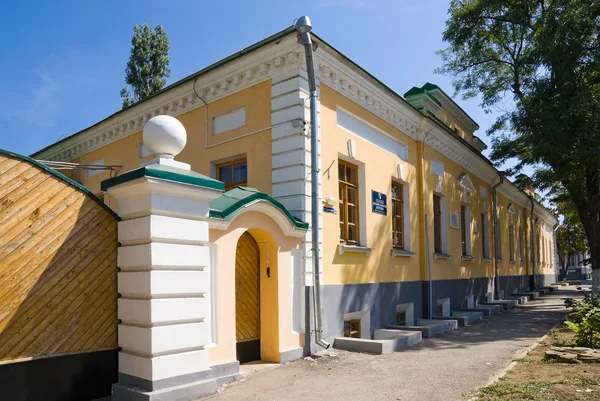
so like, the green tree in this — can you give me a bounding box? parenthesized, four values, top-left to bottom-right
(438, 0, 600, 292)
(120, 24, 171, 109)
(556, 222, 588, 279)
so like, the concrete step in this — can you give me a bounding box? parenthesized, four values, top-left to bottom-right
(387, 318, 457, 338)
(480, 300, 518, 310)
(504, 295, 529, 304)
(544, 285, 559, 291)
(535, 288, 549, 295)
(461, 304, 502, 316)
(417, 318, 458, 332)
(514, 291, 541, 300)
(451, 310, 483, 325)
(334, 330, 421, 354)
(112, 378, 218, 401)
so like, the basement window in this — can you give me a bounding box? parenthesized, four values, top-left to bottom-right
(396, 310, 407, 326)
(436, 303, 444, 317)
(344, 319, 361, 338)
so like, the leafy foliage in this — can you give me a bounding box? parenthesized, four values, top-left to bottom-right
(564, 294, 600, 348)
(120, 24, 170, 109)
(438, 0, 600, 291)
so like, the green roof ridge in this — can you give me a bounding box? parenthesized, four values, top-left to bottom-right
(0, 148, 120, 220)
(101, 163, 225, 192)
(209, 186, 308, 230)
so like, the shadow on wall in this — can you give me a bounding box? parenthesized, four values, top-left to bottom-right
(0, 169, 119, 401)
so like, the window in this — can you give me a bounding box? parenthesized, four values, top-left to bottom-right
(433, 194, 443, 253)
(461, 205, 467, 255)
(344, 319, 361, 338)
(436, 303, 444, 317)
(396, 310, 407, 326)
(339, 160, 360, 244)
(391, 181, 404, 249)
(481, 213, 489, 258)
(217, 158, 247, 191)
(519, 225, 525, 262)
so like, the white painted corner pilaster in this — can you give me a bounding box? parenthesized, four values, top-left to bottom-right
(271, 67, 323, 287)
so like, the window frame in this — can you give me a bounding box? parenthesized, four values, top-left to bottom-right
(339, 160, 360, 245)
(508, 211, 515, 261)
(391, 181, 405, 250)
(481, 212, 489, 258)
(433, 194, 443, 253)
(461, 205, 468, 256)
(216, 157, 248, 191)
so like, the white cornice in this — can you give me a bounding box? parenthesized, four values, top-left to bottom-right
(422, 120, 498, 182)
(36, 35, 303, 162)
(313, 46, 423, 140)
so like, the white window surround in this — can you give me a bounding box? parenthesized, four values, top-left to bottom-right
(338, 153, 367, 248)
(437, 298, 450, 317)
(87, 159, 105, 177)
(395, 303, 414, 326)
(212, 107, 246, 135)
(431, 159, 444, 177)
(343, 310, 370, 339)
(336, 107, 409, 162)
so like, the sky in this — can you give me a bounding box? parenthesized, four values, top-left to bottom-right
(0, 0, 503, 161)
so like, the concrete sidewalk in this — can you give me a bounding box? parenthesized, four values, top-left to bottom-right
(202, 288, 581, 401)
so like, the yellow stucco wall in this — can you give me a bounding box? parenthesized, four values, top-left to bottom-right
(320, 85, 421, 285)
(422, 146, 494, 280)
(496, 192, 528, 277)
(72, 80, 273, 196)
(208, 211, 303, 366)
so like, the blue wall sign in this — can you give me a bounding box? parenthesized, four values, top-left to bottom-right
(323, 206, 337, 214)
(371, 190, 387, 215)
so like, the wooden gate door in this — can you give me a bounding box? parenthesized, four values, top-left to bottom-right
(235, 232, 261, 363)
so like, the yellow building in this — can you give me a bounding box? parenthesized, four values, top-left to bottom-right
(32, 23, 557, 365)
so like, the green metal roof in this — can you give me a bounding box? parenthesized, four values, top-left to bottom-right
(101, 163, 225, 191)
(0, 148, 120, 220)
(209, 186, 308, 230)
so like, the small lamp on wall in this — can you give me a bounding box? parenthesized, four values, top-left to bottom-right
(324, 195, 337, 206)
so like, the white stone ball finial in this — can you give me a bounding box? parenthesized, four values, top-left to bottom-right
(143, 115, 187, 159)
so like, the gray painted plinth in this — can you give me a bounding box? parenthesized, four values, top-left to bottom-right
(451, 310, 483, 325)
(480, 300, 518, 310)
(111, 361, 239, 401)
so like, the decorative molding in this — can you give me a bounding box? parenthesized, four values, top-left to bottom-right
(314, 49, 423, 140)
(36, 36, 303, 162)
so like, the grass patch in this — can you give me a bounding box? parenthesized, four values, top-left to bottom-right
(473, 324, 600, 400)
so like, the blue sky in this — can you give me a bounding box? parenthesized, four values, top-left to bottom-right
(1, 0, 502, 160)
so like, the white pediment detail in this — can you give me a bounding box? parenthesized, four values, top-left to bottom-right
(457, 173, 475, 192)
